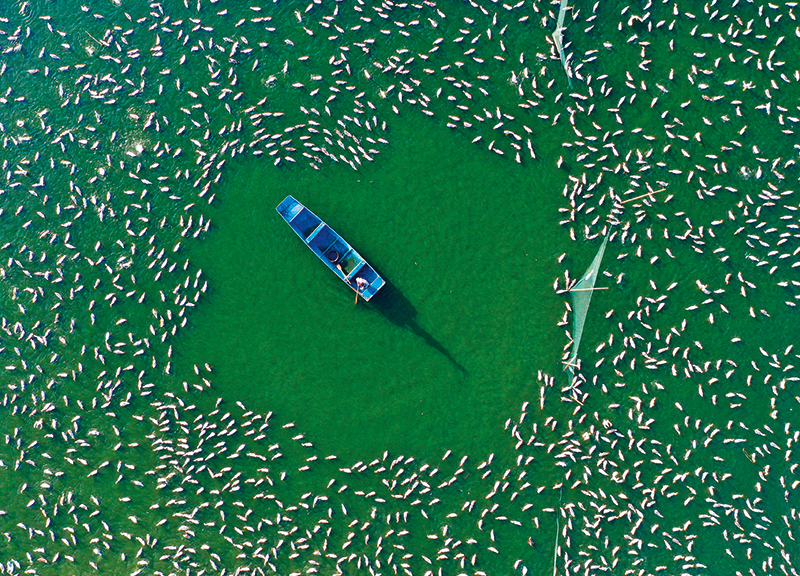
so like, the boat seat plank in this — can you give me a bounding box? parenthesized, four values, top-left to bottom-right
(290, 208, 322, 239)
(308, 225, 336, 254)
(346, 260, 366, 280)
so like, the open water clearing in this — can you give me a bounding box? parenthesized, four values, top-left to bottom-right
(1, 1, 799, 575)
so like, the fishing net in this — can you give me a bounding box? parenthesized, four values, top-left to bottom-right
(565, 235, 608, 376)
(553, 0, 573, 86)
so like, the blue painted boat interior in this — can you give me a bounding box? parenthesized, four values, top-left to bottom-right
(291, 208, 322, 239)
(276, 196, 302, 221)
(277, 196, 385, 301)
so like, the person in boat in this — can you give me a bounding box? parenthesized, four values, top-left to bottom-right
(356, 277, 368, 292)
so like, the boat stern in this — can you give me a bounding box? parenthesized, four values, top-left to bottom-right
(353, 264, 385, 301)
(361, 276, 385, 301)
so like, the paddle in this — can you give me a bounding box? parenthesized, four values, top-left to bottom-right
(337, 263, 357, 303)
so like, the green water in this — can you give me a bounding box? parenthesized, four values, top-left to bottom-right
(181, 112, 566, 460)
(0, 0, 799, 575)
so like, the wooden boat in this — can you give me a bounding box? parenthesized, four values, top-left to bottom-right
(277, 196, 385, 301)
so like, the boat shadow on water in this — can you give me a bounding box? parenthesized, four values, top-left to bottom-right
(367, 279, 467, 375)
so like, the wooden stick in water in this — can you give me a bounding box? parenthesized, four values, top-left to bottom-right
(86, 31, 110, 47)
(621, 188, 667, 204)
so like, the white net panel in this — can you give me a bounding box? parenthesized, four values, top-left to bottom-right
(565, 235, 608, 376)
(553, 0, 573, 85)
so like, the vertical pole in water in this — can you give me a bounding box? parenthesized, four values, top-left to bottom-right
(553, 515, 560, 576)
(553, 487, 563, 576)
